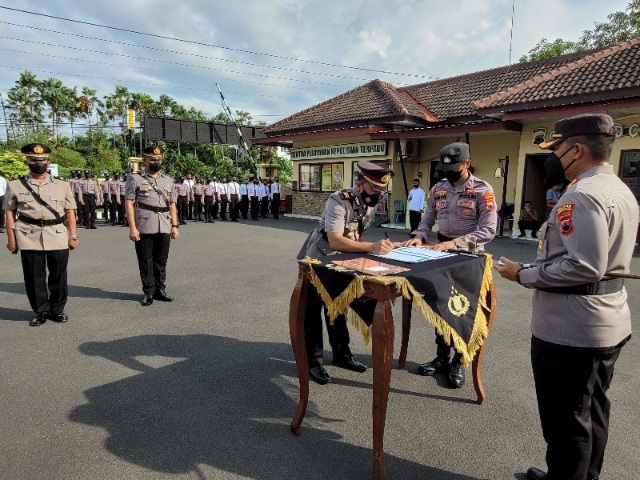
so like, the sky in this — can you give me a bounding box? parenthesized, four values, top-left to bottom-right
(0, 0, 632, 139)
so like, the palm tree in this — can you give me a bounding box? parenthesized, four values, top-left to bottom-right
(78, 86, 103, 132)
(38, 78, 68, 138)
(157, 94, 176, 117)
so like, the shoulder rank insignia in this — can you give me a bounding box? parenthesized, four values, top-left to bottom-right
(338, 189, 354, 200)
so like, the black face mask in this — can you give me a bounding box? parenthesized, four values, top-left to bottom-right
(445, 169, 463, 185)
(544, 146, 577, 184)
(413, 184, 419, 188)
(148, 162, 161, 172)
(360, 190, 380, 206)
(28, 162, 48, 174)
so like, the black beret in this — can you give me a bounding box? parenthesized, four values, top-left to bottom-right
(436, 143, 470, 171)
(21, 143, 51, 156)
(539, 114, 616, 149)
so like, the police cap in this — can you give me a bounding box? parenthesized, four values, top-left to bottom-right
(357, 161, 394, 190)
(143, 145, 164, 157)
(539, 114, 616, 149)
(436, 143, 470, 171)
(21, 143, 51, 157)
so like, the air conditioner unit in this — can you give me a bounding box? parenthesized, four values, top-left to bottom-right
(400, 139, 420, 161)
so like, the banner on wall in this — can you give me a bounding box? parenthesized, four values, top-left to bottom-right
(291, 141, 387, 160)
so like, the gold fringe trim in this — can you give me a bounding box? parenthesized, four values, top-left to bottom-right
(307, 255, 494, 365)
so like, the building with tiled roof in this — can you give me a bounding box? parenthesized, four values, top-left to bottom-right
(256, 40, 640, 238)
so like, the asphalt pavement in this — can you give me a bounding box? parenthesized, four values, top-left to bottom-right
(1, 215, 638, 480)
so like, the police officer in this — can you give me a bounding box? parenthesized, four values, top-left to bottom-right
(72, 170, 85, 226)
(126, 145, 180, 306)
(100, 173, 111, 223)
(78, 170, 98, 229)
(297, 161, 396, 385)
(210, 176, 220, 220)
(249, 178, 260, 221)
(495, 114, 638, 480)
(404, 142, 497, 388)
(173, 177, 189, 225)
(217, 178, 228, 221)
(203, 179, 216, 223)
(192, 177, 205, 221)
(109, 172, 121, 225)
(119, 173, 128, 226)
(258, 179, 269, 218)
(228, 176, 240, 221)
(3, 143, 79, 326)
(183, 172, 195, 220)
(270, 177, 281, 219)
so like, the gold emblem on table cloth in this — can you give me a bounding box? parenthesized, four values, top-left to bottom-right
(448, 286, 470, 317)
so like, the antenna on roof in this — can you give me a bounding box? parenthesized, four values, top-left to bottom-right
(215, 83, 250, 154)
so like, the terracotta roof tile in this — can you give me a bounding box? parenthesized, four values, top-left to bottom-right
(473, 38, 640, 112)
(400, 51, 593, 121)
(262, 79, 429, 135)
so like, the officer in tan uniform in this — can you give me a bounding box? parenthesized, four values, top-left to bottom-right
(3, 143, 79, 326)
(405, 142, 497, 388)
(297, 161, 396, 384)
(100, 173, 111, 224)
(495, 114, 639, 480)
(78, 170, 99, 229)
(126, 145, 179, 306)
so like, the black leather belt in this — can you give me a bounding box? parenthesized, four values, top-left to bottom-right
(136, 203, 169, 213)
(540, 278, 624, 295)
(18, 214, 64, 226)
(437, 232, 454, 242)
(83, 193, 96, 196)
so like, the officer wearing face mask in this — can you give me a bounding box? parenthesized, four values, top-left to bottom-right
(296, 161, 396, 385)
(495, 114, 638, 480)
(125, 145, 180, 307)
(404, 142, 497, 388)
(3, 143, 79, 326)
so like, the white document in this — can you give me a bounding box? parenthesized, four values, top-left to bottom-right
(372, 246, 455, 263)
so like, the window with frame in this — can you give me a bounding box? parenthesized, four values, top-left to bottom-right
(620, 150, 640, 203)
(299, 162, 344, 192)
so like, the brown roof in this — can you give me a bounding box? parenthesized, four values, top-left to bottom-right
(401, 51, 593, 121)
(473, 37, 640, 113)
(262, 79, 429, 135)
(261, 40, 640, 139)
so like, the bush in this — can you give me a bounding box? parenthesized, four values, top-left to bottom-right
(0, 150, 29, 179)
(49, 147, 86, 169)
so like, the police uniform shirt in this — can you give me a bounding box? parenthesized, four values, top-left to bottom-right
(413, 174, 497, 247)
(79, 178, 98, 201)
(519, 165, 639, 348)
(100, 180, 110, 195)
(4, 174, 76, 250)
(193, 183, 204, 196)
(203, 184, 215, 197)
(297, 186, 376, 259)
(125, 170, 175, 235)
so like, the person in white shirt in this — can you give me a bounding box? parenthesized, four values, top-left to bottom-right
(258, 179, 269, 218)
(210, 177, 219, 220)
(217, 177, 229, 221)
(249, 178, 260, 220)
(183, 173, 195, 220)
(407, 178, 426, 232)
(227, 176, 240, 222)
(0, 173, 7, 233)
(270, 177, 282, 219)
(239, 178, 249, 219)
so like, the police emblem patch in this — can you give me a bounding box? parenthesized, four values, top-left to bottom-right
(483, 192, 495, 211)
(34, 145, 44, 154)
(153, 147, 161, 155)
(557, 203, 575, 236)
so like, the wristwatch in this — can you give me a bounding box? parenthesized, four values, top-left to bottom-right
(70, 236, 79, 241)
(171, 224, 179, 229)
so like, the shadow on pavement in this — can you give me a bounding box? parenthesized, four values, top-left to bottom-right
(70, 334, 483, 480)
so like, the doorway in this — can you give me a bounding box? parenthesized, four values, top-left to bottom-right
(521, 154, 548, 221)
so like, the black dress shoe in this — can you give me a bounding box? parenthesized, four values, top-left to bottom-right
(333, 356, 367, 373)
(417, 356, 450, 376)
(309, 365, 331, 385)
(30, 314, 47, 326)
(142, 294, 154, 306)
(526, 467, 548, 480)
(49, 312, 68, 323)
(448, 361, 465, 388)
(153, 289, 173, 302)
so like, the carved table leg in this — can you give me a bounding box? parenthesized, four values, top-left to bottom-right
(290, 276, 309, 435)
(398, 296, 412, 369)
(371, 299, 394, 480)
(472, 280, 497, 405)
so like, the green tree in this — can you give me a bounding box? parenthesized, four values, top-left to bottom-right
(520, 1, 640, 61)
(157, 94, 176, 117)
(0, 149, 29, 179)
(48, 146, 86, 169)
(78, 86, 103, 131)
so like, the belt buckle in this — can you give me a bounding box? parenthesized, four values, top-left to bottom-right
(39, 219, 46, 227)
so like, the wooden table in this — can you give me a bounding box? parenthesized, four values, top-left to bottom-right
(288, 258, 496, 480)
